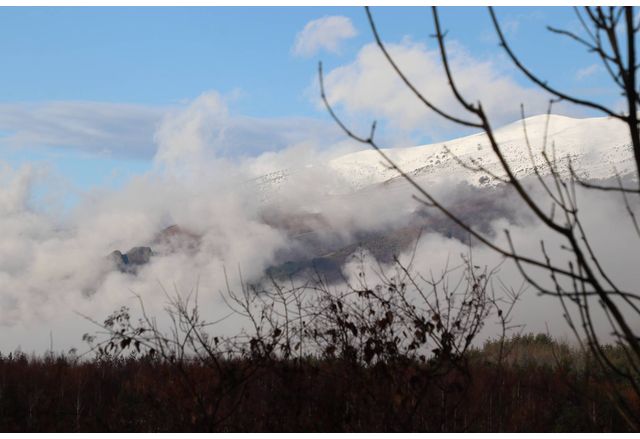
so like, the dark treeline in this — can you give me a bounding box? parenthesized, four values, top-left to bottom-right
(0, 334, 636, 432)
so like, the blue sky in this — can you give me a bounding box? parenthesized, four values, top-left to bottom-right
(0, 6, 617, 198)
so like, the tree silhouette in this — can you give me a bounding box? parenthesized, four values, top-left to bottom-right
(319, 5, 640, 429)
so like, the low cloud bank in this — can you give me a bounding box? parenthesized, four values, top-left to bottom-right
(0, 91, 637, 354)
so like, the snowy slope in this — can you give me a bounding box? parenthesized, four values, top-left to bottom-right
(329, 114, 634, 190)
(255, 114, 635, 197)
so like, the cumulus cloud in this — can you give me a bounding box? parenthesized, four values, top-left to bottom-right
(154, 91, 346, 174)
(293, 15, 357, 57)
(0, 92, 361, 352)
(320, 39, 575, 142)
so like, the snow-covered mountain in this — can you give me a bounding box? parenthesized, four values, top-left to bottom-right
(111, 115, 638, 281)
(257, 114, 635, 195)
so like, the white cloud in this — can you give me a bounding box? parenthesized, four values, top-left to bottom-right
(293, 15, 357, 58)
(576, 63, 601, 80)
(320, 39, 576, 142)
(0, 95, 342, 162)
(501, 17, 520, 35)
(154, 91, 343, 173)
(0, 101, 165, 158)
(0, 100, 636, 353)
(0, 89, 631, 354)
(0, 93, 362, 352)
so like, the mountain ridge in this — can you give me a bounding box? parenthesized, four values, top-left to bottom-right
(110, 114, 636, 280)
(256, 114, 634, 195)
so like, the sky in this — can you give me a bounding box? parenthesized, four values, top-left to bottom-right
(0, 6, 618, 197)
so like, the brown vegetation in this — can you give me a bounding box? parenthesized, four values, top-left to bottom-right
(0, 334, 635, 432)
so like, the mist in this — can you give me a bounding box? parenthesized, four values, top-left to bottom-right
(0, 91, 638, 355)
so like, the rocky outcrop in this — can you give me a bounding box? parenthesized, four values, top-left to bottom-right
(105, 181, 519, 281)
(109, 246, 153, 274)
(107, 225, 201, 274)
